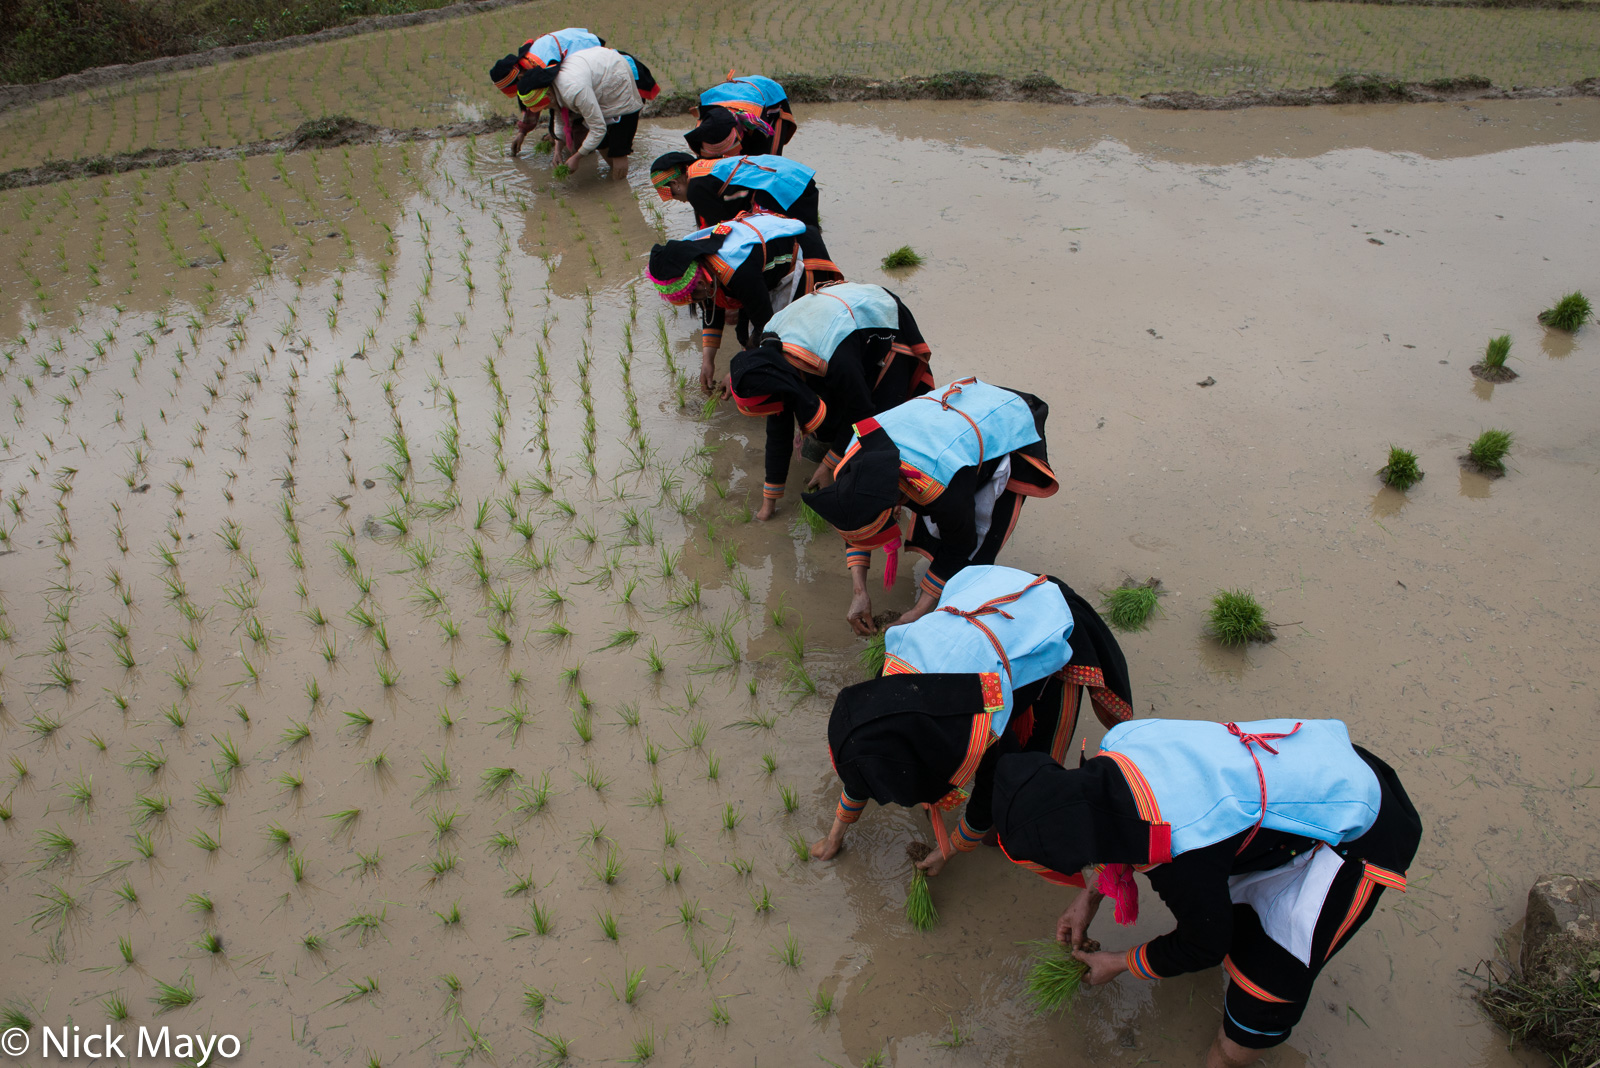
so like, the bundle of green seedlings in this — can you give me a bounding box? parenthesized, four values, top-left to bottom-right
(881, 245, 924, 269)
(1208, 588, 1273, 645)
(1101, 579, 1160, 632)
(1378, 446, 1424, 491)
(1474, 951, 1600, 1065)
(904, 841, 938, 931)
(1464, 428, 1513, 476)
(1024, 940, 1090, 1014)
(1471, 334, 1517, 383)
(1537, 291, 1591, 333)
(858, 631, 887, 677)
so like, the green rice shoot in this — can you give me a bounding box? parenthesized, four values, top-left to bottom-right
(798, 501, 829, 536)
(881, 245, 924, 269)
(1537, 291, 1591, 332)
(1208, 588, 1270, 646)
(1482, 334, 1511, 370)
(1024, 940, 1089, 1014)
(1467, 429, 1513, 474)
(905, 869, 938, 931)
(1378, 446, 1424, 491)
(1101, 582, 1160, 632)
(858, 631, 887, 677)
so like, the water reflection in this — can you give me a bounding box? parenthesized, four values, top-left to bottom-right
(1540, 327, 1578, 359)
(1471, 378, 1495, 402)
(1195, 635, 1251, 680)
(1370, 486, 1408, 518)
(1459, 467, 1495, 498)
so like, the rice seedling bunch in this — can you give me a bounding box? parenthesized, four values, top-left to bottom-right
(1024, 939, 1089, 1014)
(1468, 429, 1513, 474)
(1378, 446, 1424, 491)
(1538, 291, 1591, 332)
(1101, 582, 1160, 632)
(905, 869, 938, 931)
(1208, 589, 1270, 646)
(797, 501, 829, 535)
(881, 245, 924, 269)
(858, 631, 886, 677)
(1482, 334, 1511, 370)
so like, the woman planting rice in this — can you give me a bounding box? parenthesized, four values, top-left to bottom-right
(489, 36, 657, 160)
(800, 378, 1058, 635)
(725, 282, 931, 520)
(811, 565, 1133, 876)
(994, 718, 1421, 1068)
(647, 213, 843, 391)
(649, 152, 822, 230)
(684, 73, 798, 158)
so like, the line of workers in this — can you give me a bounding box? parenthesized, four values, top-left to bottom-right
(489, 31, 1421, 1067)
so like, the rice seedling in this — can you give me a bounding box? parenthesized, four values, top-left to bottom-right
(138, 969, 196, 1023)
(265, 823, 293, 854)
(65, 772, 94, 812)
(30, 883, 83, 932)
(906, 868, 939, 931)
(595, 909, 620, 941)
(625, 1028, 656, 1063)
(435, 900, 463, 926)
(193, 780, 228, 810)
(132, 793, 171, 825)
(644, 641, 666, 674)
(189, 829, 222, 854)
(1467, 429, 1514, 474)
(491, 702, 531, 744)
(1538, 291, 1591, 332)
(161, 703, 189, 731)
(302, 932, 328, 954)
(788, 832, 811, 863)
(1378, 447, 1424, 491)
(339, 976, 380, 1005)
(810, 985, 834, 1019)
(706, 752, 723, 781)
(1208, 589, 1272, 645)
(280, 719, 312, 746)
(338, 908, 387, 945)
(770, 928, 803, 968)
(1024, 939, 1089, 1014)
(531, 1030, 570, 1063)
(103, 991, 130, 1023)
(594, 845, 623, 885)
(632, 783, 665, 809)
(617, 701, 641, 727)
(1102, 580, 1162, 631)
(274, 771, 304, 793)
(132, 831, 157, 860)
(429, 808, 461, 841)
(194, 930, 224, 955)
(36, 827, 78, 866)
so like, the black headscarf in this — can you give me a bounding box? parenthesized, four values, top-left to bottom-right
(646, 235, 727, 301)
(516, 63, 560, 98)
(489, 54, 521, 93)
(993, 752, 1150, 876)
(728, 344, 824, 427)
(650, 150, 698, 181)
(684, 108, 738, 155)
(801, 423, 900, 537)
(829, 674, 990, 807)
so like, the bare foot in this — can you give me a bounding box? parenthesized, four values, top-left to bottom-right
(755, 500, 778, 522)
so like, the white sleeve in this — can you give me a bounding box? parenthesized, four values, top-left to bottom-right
(570, 75, 607, 156)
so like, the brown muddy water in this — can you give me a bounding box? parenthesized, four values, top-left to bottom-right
(1, 99, 1598, 1067)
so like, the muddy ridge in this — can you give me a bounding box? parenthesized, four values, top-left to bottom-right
(6, 74, 1600, 190)
(0, 0, 532, 114)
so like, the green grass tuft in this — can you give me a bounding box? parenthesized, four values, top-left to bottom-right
(1101, 582, 1160, 632)
(1467, 429, 1513, 474)
(881, 245, 925, 269)
(1482, 334, 1511, 370)
(1537, 291, 1591, 332)
(1379, 446, 1424, 491)
(1208, 589, 1271, 646)
(1024, 940, 1088, 1014)
(905, 869, 938, 931)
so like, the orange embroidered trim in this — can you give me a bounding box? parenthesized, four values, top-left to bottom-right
(881, 654, 917, 675)
(1099, 750, 1162, 824)
(1224, 957, 1292, 1004)
(948, 712, 994, 792)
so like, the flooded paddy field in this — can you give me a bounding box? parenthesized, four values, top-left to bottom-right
(1, 97, 1598, 1067)
(4, 0, 1600, 174)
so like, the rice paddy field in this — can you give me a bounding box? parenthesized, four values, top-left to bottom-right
(2, 0, 1600, 173)
(2, 5, 1600, 1065)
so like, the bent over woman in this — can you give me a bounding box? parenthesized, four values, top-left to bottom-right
(650, 152, 821, 230)
(801, 378, 1057, 635)
(647, 213, 843, 392)
(995, 718, 1422, 1068)
(727, 282, 931, 520)
(684, 73, 797, 157)
(812, 565, 1132, 877)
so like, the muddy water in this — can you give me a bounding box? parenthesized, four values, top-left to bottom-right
(2, 100, 1598, 1068)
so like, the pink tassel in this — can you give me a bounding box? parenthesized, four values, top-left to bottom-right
(1097, 863, 1140, 925)
(882, 539, 899, 589)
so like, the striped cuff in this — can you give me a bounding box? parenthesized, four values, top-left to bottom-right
(1126, 943, 1159, 980)
(822, 450, 841, 470)
(953, 816, 986, 853)
(836, 792, 866, 824)
(762, 481, 785, 501)
(845, 549, 871, 572)
(701, 327, 722, 348)
(919, 572, 947, 599)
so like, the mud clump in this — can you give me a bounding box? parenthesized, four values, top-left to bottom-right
(905, 841, 933, 864)
(292, 116, 374, 148)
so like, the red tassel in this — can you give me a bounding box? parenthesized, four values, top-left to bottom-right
(1012, 707, 1035, 746)
(881, 541, 898, 590)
